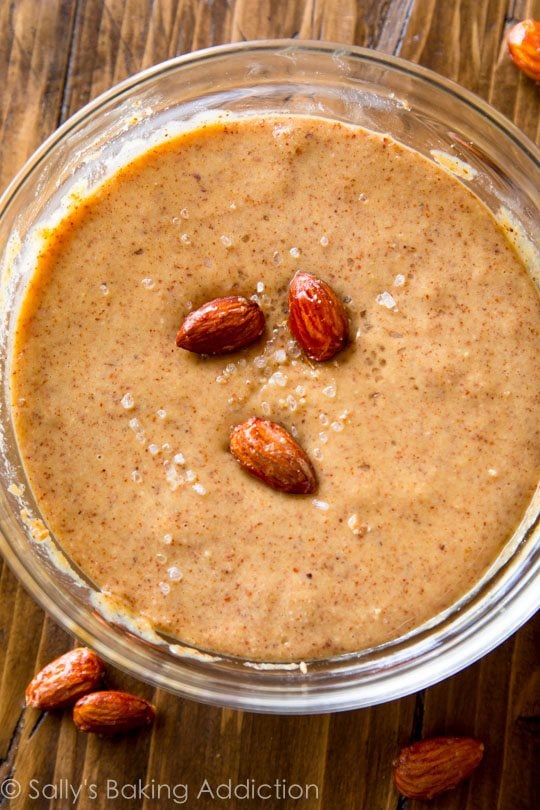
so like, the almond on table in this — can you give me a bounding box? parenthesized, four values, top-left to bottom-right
(26, 647, 105, 710)
(73, 690, 156, 735)
(393, 736, 485, 800)
(288, 271, 349, 361)
(230, 417, 318, 494)
(176, 295, 265, 355)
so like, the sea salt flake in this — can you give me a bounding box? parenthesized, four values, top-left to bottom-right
(128, 418, 140, 431)
(220, 234, 233, 248)
(393, 274, 406, 287)
(322, 385, 336, 398)
(193, 483, 206, 495)
(173, 453, 185, 465)
(261, 401, 271, 416)
(156, 408, 167, 419)
(180, 207, 189, 219)
(312, 499, 330, 511)
(185, 469, 197, 483)
(320, 235, 329, 246)
(274, 349, 287, 364)
(99, 283, 109, 295)
(331, 421, 344, 432)
(159, 582, 171, 595)
(131, 470, 142, 483)
(168, 566, 183, 581)
(256, 281, 265, 293)
(141, 277, 155, 289)
(163, 533, 173, 545)
(319, 432, 328, 444)
(487, 468, 498, 477)
(289, 247, 300, 258)
(148, 443, 160, 455)
(121, 392, 135, 410)
(319, 413, 329, 426)
(180, 233, 191, 245)
(156, 552, 167, 563)
(313, 448, 323, 460)
(376, 291, 397, 310)
(268, 371, 287, 387)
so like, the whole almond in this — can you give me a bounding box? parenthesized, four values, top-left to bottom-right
(288, 271, 349, 361)
(230, 417, 317, 494)
(176, 296, 265, 355)
(25, 647, 105, 710)
(393, 736, 484, 800)
(73, 690, 155, 735)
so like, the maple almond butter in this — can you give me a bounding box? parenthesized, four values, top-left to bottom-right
(507, 19, 540, 81)
(288, 271, 349, 361)
(393, 736, 484, 800)
(230, 416, 317, 494)
(176, 295, 265, 355)
(25, 647, 105, 710)
(73, 690, 156, 735)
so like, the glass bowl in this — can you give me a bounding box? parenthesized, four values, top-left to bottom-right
(0, 41, 538, 714)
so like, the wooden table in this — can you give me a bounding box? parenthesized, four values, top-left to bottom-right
(0, 2, 538, 808)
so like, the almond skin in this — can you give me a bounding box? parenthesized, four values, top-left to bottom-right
(507, 19, 540, 81)
(176, 296, 265, 355)
(230, 417, 317, 494)
(393, 736, 484, 800)
(25, 647, 105, 710)
(288, 271, 349, 361)
(73, 691, 156, 735)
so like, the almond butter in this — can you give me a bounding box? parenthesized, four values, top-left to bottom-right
(25, 647, 105, 710)
(230, 417, 317, 494)
(176, 295, 265, 355)
(288, 271, 349, 361)
(393, 736, 484, 800)
(73, 690, 155, 735)
(507, 19, 540, 81)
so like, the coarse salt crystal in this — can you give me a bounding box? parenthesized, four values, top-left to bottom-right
(261, 401, 271, 416)
(358, 192, 368, 202)
(487, 468, 498, 477)
(180, 233, 191, 245)
(319, 413, 329, 426)
(274, 349, 287, 364)
(159, 582, 170, 595)
(148, 443, 160, 455)
(173, 453, 185, 465)
(99, 283, 109, 295)
(141, 277, 155, 289)
(185, 469, 197, 483)
(128, 417, 140, 431)
(220, 234, 233, 248)
(322, 385, 336, 398)
(269, 371, 287, 387)
(287, 340, 302, 359)
(376, 291, 397, 309)
(193, 483, 206, 495)
(156, 552, 167, 563)
(121, 392, 135, 410)
(289, 247, 300, 258)
(286, 395, 297, 412)
(331, 421, 344, 432)
(313, 448, 323, 460)
(319, 432, 328, 444)
(168, 566, 183, 581)
(180, 207, 189, 219)
(312, 499, 330, 511)
(256, 281, 265, 293)
(320, 235, 329, 246)
(131, 470, 142, 483)
(135, 431, 146, 445)
(163, 533, 173, 545)
(295, 385, 305, 396)
(156, 408, 167, 419)
(393, 274, 406, 287)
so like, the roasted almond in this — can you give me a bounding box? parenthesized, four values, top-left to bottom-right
(176, 296, 265, 355)
(73, 690, 155, 735)
(393, 736, 484, 800)
(25, 647, 105, 710)
(507, 19, 540, 81)
(288, 271, 349, 361)
(230, 417, 317, 494)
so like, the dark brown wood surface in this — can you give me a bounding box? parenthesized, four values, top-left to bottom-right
(1, 2, 539, 808)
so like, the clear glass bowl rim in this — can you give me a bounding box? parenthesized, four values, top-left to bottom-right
(0, 39, 538, 714)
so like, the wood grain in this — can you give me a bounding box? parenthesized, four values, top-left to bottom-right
(1, 1, 538, 808)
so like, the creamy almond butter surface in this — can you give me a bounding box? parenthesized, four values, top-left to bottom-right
(10, 115, 540, 660)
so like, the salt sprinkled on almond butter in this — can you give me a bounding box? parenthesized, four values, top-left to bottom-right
(156, 552, 167, 563)
(376, 291, 398, 310)
(331, 421, 344, 432)
(322, 384, 336, 398)
(162, 534, 173, 545)
(159, 582, 170, 595)
(256, 281, 265, 294)
(148, 443, 160, 455)
(131, 470, 142, 483)
(320, 235, 329, 246)
(312, 499, 330, 511)
(121, 392, 135, 410)
(193, 483, 206, 495)
(173, 453, 185, 465)
(487, 468, 498, 477)
(156, 408, 167, 419)
(168, 566, 183, 581)
(128, 417, 140, 431)
(220, 234, 233, 248)
(180, 233, 191, 245)
(393, 274, 406, 287)
(289, 246, 300, 258)
(99, 283, 109, 295)
(141, 278, 155, 289)
(180, 207, 189, 219)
